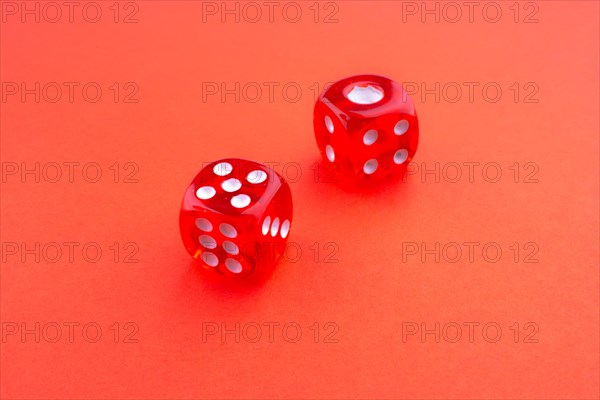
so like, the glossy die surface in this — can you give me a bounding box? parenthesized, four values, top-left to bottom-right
(314, 75, 418, 179)
(179, 159, 292, 277)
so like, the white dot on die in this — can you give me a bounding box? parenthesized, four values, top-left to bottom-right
(231, 194, 251, 209)
(270, 217, 280, 237)
(201, 252, 219, 267)
(222, 178, 242, 192)
(199, 235, 217, 249)
(213, 162, 233, 176)
(280, 220, 290, 239)
(196, 186, 216, 200)
(247, 170, 267, 184)
(363, 159, 378, 175)
(262, 216, 271, 236)
(325, 145, 335, 162)
(363, 129, 378, 145)
(394, 120, 409, 135)
(347, 85, 384, 105)
(222, 241, 239, 255)
(394, 149, 409, 164)
(195, 218, 213, 232)
(324, 116, 334, 134)
(219, 223, 238, 238)
(225, 258, 242, 274)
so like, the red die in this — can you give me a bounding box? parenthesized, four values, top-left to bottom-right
(314, 75, 419, 179)
(179, 159, 293, 277)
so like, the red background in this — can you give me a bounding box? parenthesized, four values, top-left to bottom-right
(1, 1, 599, 399)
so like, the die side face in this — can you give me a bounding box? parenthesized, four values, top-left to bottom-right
(314, 75, 419, 178)
(179, 159, 293, 277)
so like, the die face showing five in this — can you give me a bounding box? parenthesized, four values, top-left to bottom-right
(179, 159, 293, 277)
(314, 75, 419, 179)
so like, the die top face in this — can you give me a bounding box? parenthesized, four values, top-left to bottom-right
(318, 74, 416, 123)
(181, 158, 281, 219)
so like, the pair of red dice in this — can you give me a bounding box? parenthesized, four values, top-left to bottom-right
(179, 75, 419, 278)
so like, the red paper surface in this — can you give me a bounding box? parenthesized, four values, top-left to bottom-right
(1, 1, 599, 399)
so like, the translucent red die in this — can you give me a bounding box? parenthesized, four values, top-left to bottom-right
(313, 75, 419, 179)
(179, 159, 293, 277)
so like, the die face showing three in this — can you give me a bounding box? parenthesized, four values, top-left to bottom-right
(179, 159, 293, 277)
(314, 75, 419, 179)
